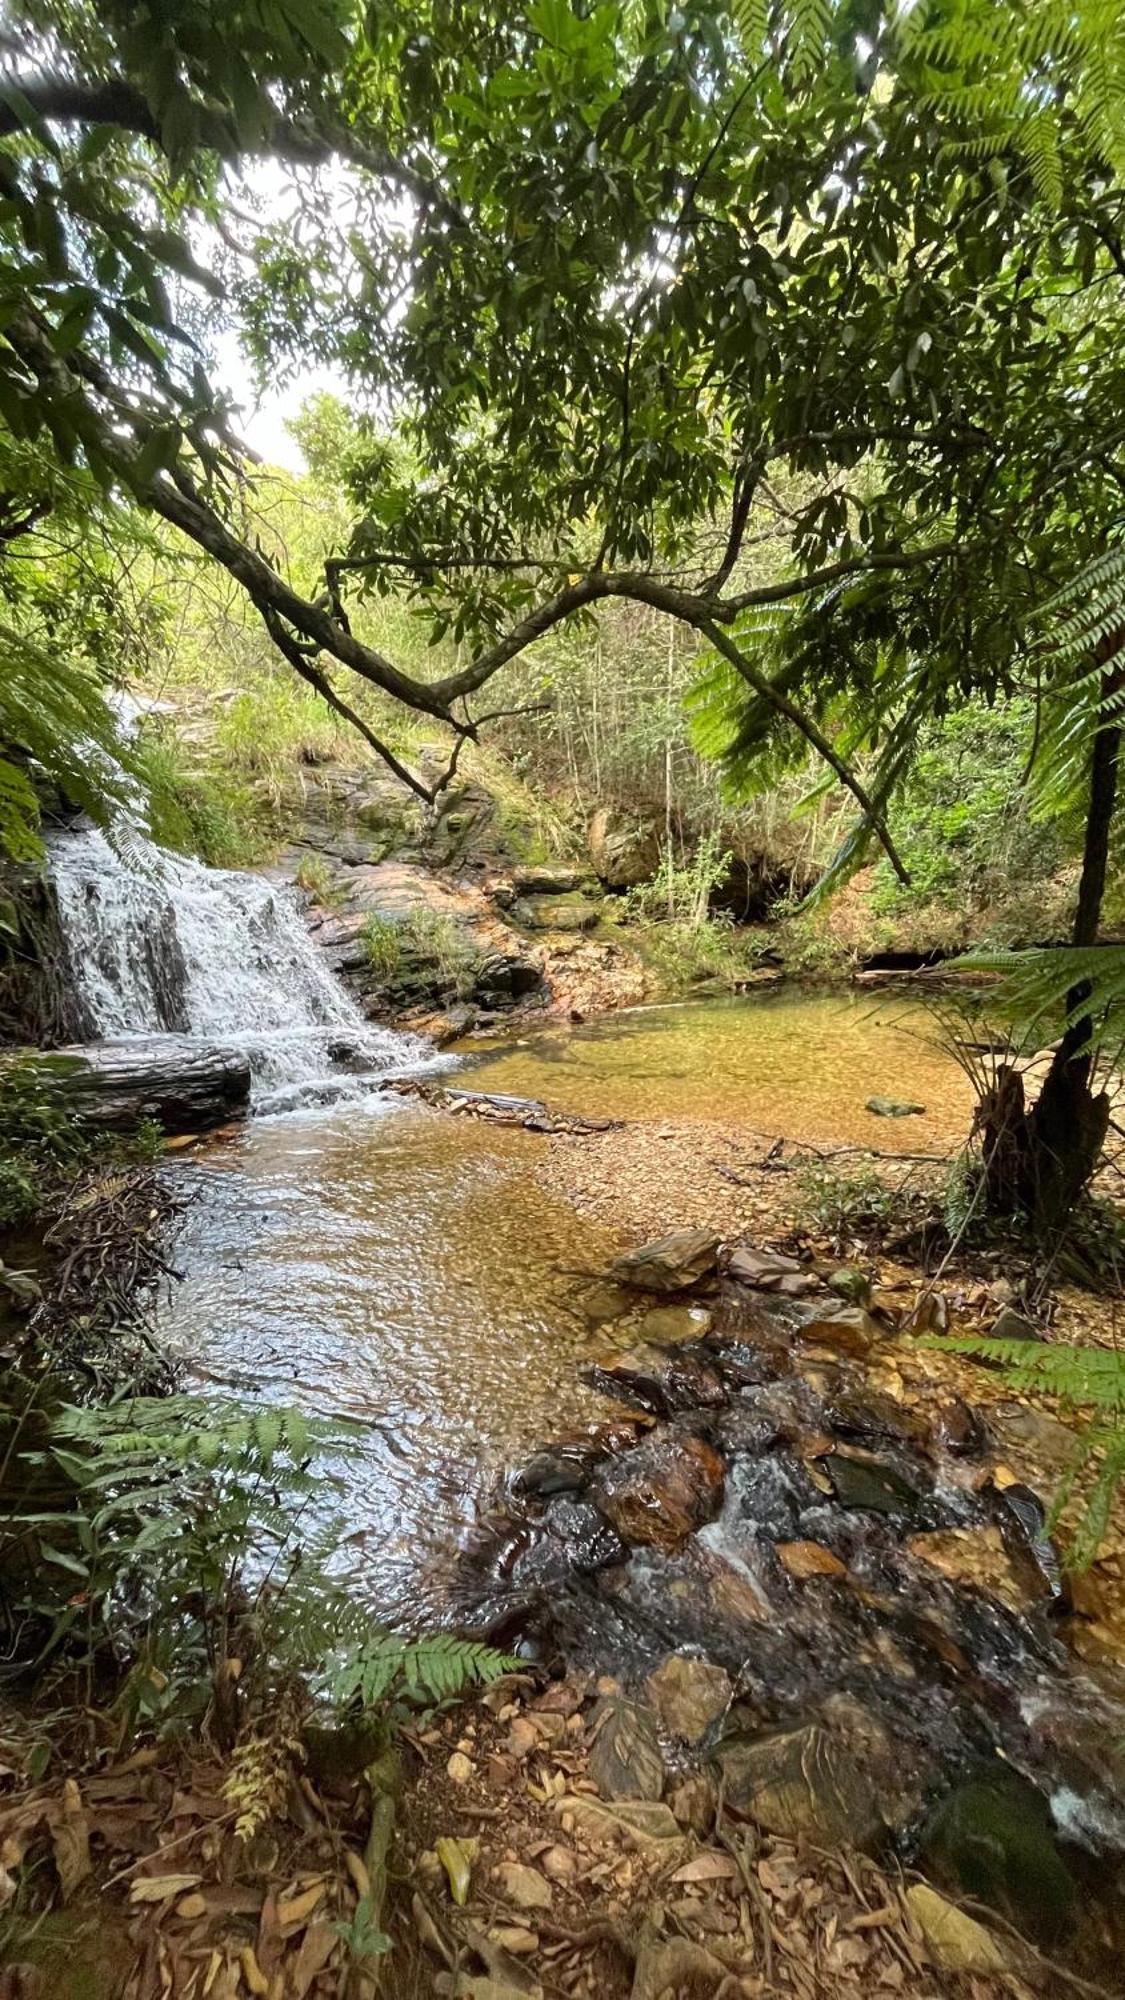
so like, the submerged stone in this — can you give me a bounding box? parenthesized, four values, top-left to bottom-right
(639, 1305, 714, 1344)
(543, 1496, 627, 1573)
(866, 1095, 926, 1117)
(923, 1774, 1079, 1946)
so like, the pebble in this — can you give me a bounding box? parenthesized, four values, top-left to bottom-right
(446, 1751, 473, 1784)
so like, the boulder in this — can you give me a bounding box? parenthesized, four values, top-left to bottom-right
(588, 807, 660, 888)
(611, 1230, 720, 1294)
(511, 864, 591, 895)
(716, 1712, 895, 1848)
(645, 1655, 732, 1743)
(592, 1431, 725, 1552)
(799, 1306, 884, 1358)
(923, 1774, 1078, 1946)
(55, 1038, 251, 1133)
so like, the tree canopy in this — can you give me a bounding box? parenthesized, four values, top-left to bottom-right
(4, 0, 1125, 864)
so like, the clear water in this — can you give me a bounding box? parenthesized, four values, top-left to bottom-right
(159, 989, 978, 1616)
(454, 989, 976, 1152)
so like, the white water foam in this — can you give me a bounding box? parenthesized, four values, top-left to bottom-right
(49, 822, 441, 1108)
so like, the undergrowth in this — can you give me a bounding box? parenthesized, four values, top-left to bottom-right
(361, 908, 483, 999)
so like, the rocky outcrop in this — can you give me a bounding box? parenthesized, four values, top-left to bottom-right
(588, 806, 659, 888)
(55, 1039, 251, 1132)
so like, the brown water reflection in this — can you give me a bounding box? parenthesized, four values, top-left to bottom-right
(457, 989, 976, 1152)
(163, 990, 975, 1618)
(162, 1098, 620, 1618)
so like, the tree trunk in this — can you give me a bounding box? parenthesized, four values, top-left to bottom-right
(980, 656, 1120, 1238)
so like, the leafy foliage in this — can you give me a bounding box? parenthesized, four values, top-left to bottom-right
(939, 1333, 1125, 1569)
(11, 1392, 516, 1738)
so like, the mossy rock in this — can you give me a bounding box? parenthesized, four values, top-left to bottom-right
(923, 1773, 1079, 1945)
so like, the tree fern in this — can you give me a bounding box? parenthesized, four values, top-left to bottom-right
(956, 943, 1125, 1057)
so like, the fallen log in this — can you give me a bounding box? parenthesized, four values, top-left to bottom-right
(53, 1037, 251, 1133)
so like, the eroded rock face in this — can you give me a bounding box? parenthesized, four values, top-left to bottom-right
(592, 1431, 726, 1551)
(588, 807, 660, 888)
(611, 1230, 721, 1294)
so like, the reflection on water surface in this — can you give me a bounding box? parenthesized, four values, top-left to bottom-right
(457, 988, 976, 1151)
(163, 988, 974, 1616)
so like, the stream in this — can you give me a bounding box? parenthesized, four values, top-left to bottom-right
(156, 989, 970, 1620)
(44, 818, 1125, 1953)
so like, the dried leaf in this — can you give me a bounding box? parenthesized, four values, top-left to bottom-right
(435, 1835, 476, 1906)
(289, 1919, 337, 1999)
(52, 1781, 90, 1900)
(277, 1879, 325, 1930)
(130, 1871, 202, 1904)
(669, 1851, 737, 1884)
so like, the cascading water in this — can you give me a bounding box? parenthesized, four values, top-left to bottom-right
(48, 820, 438, 1109)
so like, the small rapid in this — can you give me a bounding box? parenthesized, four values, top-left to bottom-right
(47, 822, 437, 1107)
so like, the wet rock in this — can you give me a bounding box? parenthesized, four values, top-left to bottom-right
(866, 1095, 925, 1117)
(823, 1451, 924, 1516)
(611, 1230, 720, 1294)
(906, 1525, 1037, 1613)
(542, 1496, 627, 1573)
(588, 807, 660, 888)
(799, 1306, 884, 1358)
(776, 1540, 848, 1580)
(716, 1712, 894, 1847)
(583, 1345, 726, 1418)
(825, 1266, 872, 1306)
(726, 1245, 820, 1296)
(933, 1396, 986, 1456)
(711, 1404, 786, 1458)
(513, 1443, 599, 1498)
(988, 1306, 1045, 1343)
(638, 1305, 713, 1344)
(905, 1884, 1010, 1975)
(645, 1655, 732, 1743)
(587, 1694, 666, 1801)
(704, 1339, 780, 1391)
(592, 1431, 725, 1551)
(923, 1774, 1079, 1945)
(826, 1388, 926, 1447)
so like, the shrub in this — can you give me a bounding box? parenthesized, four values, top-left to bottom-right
(361, 908, 483, 1000)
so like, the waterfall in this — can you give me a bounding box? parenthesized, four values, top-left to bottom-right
(48, 821, 436, 1110)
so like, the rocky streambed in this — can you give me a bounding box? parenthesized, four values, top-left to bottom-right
(450, 1230, 1125, 1968)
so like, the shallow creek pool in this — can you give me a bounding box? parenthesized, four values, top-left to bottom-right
(160, 988, 970, 1615)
